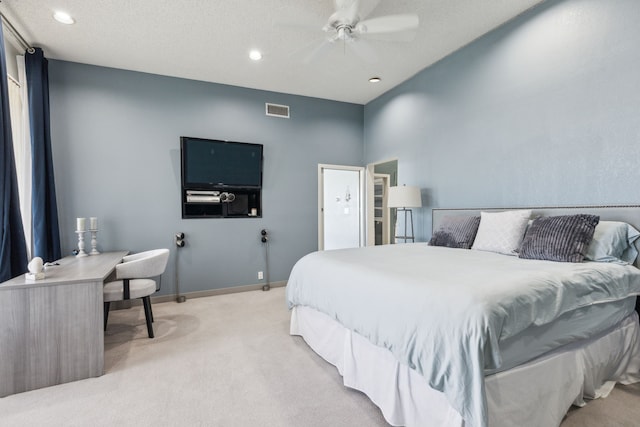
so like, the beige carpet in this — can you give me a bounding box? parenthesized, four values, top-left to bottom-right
(0, 287, 638, 426)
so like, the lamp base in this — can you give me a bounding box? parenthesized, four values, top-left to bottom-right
(394, 208, 415, 243)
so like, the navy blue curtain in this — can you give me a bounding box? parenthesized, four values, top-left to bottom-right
(0, 21, 28, 281)
(25, 48, 61, 262)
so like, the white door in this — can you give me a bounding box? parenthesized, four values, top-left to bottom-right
(318, 164, 365, 250)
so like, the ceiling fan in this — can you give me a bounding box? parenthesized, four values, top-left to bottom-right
(302, 0, 420, 63)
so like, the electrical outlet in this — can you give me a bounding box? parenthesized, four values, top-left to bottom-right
(258, 271, 264, 280)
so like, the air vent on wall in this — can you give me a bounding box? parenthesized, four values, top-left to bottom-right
(265, 103, 290, 119)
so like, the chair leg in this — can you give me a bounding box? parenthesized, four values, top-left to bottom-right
(142, 296, 155, 338)
(104, 302, 110, 331)
(149, 301, 154, 323)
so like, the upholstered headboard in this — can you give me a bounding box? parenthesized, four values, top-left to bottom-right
(432, 205, 640, 267)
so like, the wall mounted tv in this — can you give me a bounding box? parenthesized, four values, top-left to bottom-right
(181, 137, 263, 189)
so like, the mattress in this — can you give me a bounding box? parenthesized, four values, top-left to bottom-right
(286, 243, 640, 426)
(491, 295, 637, 374)
(291, 305, 640, 427)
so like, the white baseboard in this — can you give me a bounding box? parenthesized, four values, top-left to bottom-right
(110, 281, 287, 309)
(152, 280, 287, 303)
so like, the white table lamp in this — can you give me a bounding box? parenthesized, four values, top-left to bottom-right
(387, 185, 422, 243)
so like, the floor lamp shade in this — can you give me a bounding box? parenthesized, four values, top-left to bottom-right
(387, 186, 422, 208)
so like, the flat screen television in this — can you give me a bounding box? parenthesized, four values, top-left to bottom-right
(181, 137, 263, 189)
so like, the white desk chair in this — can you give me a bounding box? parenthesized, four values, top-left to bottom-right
(103, 248, 170, 338)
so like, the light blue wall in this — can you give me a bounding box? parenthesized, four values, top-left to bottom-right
(364, 0, 640, 241)
(49, 61, 363, 295)
(46, 0, 640, 292)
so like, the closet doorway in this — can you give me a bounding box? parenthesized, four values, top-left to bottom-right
(366, 159, 398, 245)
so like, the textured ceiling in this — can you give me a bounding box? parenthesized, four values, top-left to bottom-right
(0, 0, 544, 105)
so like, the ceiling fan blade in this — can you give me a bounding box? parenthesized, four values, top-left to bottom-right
(331, 0, 382, 25)
(357, 14, 419, 34)
(346, 39, 378, 63)
(332, 0, 360, 23)
(357, 28, 418, 43)
(302, 39, 335, 64)
(287, 32, 332, 64)
(356, 0, 382, 21)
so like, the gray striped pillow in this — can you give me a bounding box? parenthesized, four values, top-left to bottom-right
(429, 216, 481, 249)
(518, 214, 600, 262)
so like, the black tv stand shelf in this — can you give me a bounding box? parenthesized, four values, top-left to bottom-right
(182, 188, 261, 219)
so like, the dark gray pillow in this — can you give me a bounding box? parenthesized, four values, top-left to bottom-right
(519, 214, 600, 262)
(429, 216, 481, 249)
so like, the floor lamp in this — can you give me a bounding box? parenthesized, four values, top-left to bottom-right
(387, 185, 422, 243)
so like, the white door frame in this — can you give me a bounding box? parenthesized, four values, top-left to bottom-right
(366, 159, 397, 245)
(318, 164, 366, 251)
(373, 173, 390, 245)
(366, 164, 375, 246)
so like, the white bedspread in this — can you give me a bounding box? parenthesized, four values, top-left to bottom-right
(286, 244, 640, 427)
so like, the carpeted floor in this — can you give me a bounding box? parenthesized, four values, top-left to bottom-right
(0, 287, 638, 426)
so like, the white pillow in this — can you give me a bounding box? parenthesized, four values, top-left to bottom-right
(471, 210, 532, 255)
(584, 221, 640, 264)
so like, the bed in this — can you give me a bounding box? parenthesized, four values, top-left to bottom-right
(286, 206, 640, 427)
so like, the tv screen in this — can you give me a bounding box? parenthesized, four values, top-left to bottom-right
(181, 137, 263, 189)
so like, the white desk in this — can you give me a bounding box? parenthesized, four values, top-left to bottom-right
(0, 251, 128, 397)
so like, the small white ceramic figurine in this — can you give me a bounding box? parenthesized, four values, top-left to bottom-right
(26, 257, 45, 280)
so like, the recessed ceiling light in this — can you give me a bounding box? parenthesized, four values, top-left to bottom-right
(53, 11, 75, 25)
(249, 50, 262, 61)
(369, 77, 381, 83)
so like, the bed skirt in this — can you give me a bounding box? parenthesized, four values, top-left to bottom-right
(290, 306, 640, 427)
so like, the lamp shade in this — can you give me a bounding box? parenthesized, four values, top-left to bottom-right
(387, 185, 422, 208)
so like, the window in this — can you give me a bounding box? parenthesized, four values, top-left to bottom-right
(7, 56, 32, 258)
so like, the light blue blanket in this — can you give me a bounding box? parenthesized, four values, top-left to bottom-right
(286, 244, 640, 427)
